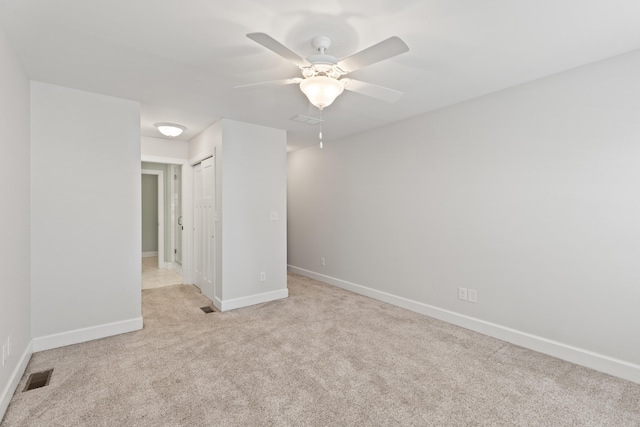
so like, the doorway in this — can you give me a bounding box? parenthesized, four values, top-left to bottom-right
(141, 161, 185, 289)
(141, 169, 164, 267)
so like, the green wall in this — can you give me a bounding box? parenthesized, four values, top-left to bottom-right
(141, 174, 158, 252)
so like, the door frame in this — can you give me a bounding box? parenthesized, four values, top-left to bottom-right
(141, 169, 165, 268)
(142, 155, 192, 285)
(170, 164, 182, 267)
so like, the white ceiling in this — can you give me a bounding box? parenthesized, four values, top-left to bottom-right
(2, 0, 640, 151)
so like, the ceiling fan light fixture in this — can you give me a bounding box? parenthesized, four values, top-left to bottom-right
(300, 76, 344, 110)
(155, 122, 186, 138)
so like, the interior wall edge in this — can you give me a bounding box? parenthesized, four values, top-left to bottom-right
(287, 265, 640, 385)
(0, 340, 32, 421)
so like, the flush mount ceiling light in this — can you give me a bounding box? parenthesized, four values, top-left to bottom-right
(155, 123, 186, 138)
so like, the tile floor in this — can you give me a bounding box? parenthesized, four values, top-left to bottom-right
(141, 256, 183, 289)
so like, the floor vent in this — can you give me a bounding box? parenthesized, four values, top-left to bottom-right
(24, 369, 53, 391)
(200, 306, 215, 314)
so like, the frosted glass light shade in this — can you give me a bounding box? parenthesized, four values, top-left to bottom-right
(300, 76, 344, 110)
(155, 123, 186, 137)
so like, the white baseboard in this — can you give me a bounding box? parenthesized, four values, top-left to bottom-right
(219, 289, 289, 312)
(32, 317, 143, 353)
(288, 265, 640, 385)
(0, 340, 32, 421)
(142, 251, 158, 258)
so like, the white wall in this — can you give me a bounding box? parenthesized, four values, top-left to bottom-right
(30, 82, 142, 348)
(141, 136, 188, 161)
(189, 121, 222, 164)
(288, 50, 640, 382)
(221, 119, 288, 303)
(189, 119, 287, 310)
(0, 25, 31, 418)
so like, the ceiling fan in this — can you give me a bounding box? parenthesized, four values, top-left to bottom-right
(236, 32, 410, 110)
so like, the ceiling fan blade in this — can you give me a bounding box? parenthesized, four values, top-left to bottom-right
(342, 78, 403, 103)
(234, 78, 302, 90)
(247, 33, 309, 67)
(338, 36, 409, 73)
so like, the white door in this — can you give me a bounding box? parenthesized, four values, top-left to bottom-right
(174, 165, 183, 265)
(193, 156, 215, 301)
(193, 163, 204, 289)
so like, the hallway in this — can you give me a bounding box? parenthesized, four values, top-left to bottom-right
(141, 256, 182, 289)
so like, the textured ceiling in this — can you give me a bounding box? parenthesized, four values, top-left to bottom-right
(2, 0, 640, 150)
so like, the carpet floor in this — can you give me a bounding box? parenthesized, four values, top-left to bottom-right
(2, 273, 639, 426)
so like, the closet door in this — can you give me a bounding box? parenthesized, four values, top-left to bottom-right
(201, 157, 215, 300)
(192, 157, 216, 301)
(193, 163, 204, 290)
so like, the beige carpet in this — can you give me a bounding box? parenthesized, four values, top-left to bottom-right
(2, 274, 639, 426)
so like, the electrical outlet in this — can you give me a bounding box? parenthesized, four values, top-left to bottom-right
(320, 257, 325, 266)
(270, 211, 278, 221)
(458, 287, 468, 301)
(468, 289, 477, 303)
(260, 272, 266, 282)
(6, 335, 11, 356)
(2, 343, 6, 366)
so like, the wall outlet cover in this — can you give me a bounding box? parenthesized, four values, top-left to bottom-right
(458, 287, 468, 301)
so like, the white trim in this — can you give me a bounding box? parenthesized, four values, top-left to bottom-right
(142, 169, 165, 269)
(218, 289, 289, 312)
(288, 265, 640, 385)
(170, 164, 176, 264)
(142, 155, 186, 165)
(32, 317, 143, 353)
(142, 251, 158, 258)
(170, 164, 183, 267)
(0, 341, 32, 421)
